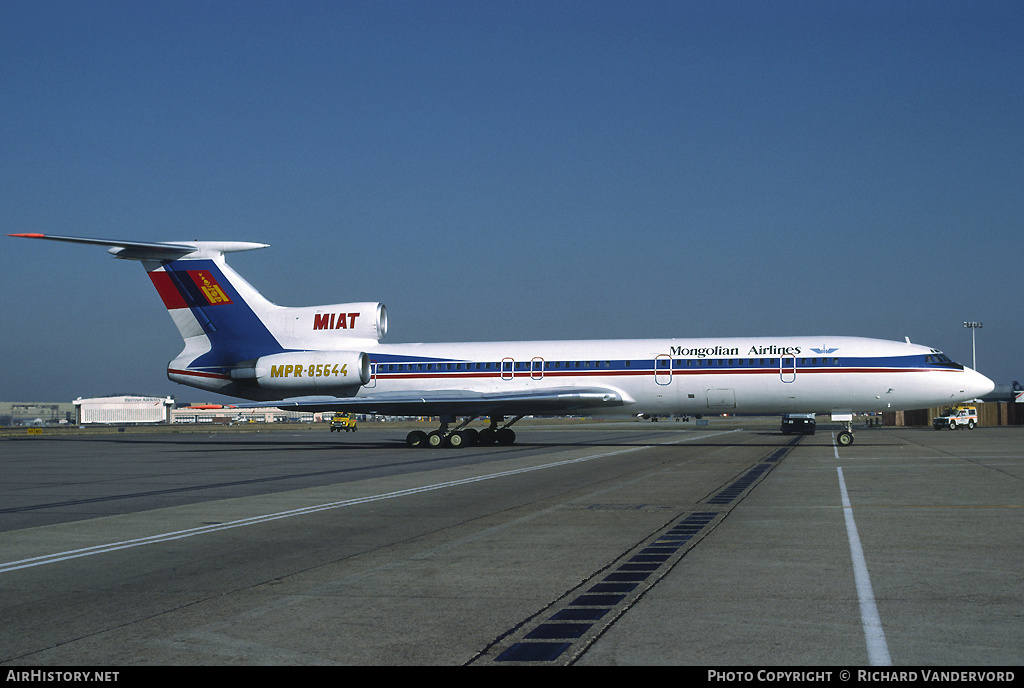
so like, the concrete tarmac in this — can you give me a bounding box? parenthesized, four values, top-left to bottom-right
(1, 420, 1021, 666)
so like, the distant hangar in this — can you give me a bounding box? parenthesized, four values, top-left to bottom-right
(75, 396, 175, 425)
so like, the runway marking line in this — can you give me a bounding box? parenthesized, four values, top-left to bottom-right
(0, 430, 740, 575)
(835, 432, 893, 666)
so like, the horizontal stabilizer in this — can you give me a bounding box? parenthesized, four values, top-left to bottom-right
(8, 233, 267, 261)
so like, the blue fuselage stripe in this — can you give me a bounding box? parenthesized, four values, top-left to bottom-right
(365, 354, 955, 381)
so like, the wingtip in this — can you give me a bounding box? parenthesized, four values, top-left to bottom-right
(8, 233, 47, 238)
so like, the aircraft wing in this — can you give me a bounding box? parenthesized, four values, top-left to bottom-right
(244, 386, 632, 417)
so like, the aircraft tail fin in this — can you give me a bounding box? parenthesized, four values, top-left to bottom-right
(9, 234, 386, 399)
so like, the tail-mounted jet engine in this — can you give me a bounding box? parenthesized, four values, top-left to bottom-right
(231, 351, 371, 392)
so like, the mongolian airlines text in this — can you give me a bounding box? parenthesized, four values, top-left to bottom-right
(670, 344, 803, 358)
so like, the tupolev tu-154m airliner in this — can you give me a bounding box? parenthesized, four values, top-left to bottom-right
(10, 233, 994, 448)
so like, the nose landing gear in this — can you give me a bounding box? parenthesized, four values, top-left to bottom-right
(836, 419, 855, 447)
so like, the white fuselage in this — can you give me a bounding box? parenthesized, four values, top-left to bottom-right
(344, 335, 991, 416)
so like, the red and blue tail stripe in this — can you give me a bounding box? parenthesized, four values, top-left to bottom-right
(148, 259, 285, 368)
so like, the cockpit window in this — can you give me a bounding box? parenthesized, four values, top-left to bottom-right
(925, 353, 964, 369)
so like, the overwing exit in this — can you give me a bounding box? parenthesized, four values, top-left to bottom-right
(9, 233, 994, 447)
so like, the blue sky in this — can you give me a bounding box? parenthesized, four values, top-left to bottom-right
(2, 0, 1021, 402)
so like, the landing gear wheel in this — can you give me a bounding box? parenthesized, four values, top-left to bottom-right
(406, 430, 427, 448)
(477, 428, 497, 445)
(837, 430, 855, 447)
(496, 428, 516, 445)
(427, 431, 445, 448)
(448, 431, 466, 448)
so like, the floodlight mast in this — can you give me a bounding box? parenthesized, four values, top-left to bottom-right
(963, 321, 982, 371)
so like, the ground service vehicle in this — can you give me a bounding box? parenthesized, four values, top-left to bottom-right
(932, 405, 978, 430)
(781, 413, 816, 435)
(330, 413, 357, 432)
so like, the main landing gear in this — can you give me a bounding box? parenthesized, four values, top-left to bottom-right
(405, 415, 524, 448)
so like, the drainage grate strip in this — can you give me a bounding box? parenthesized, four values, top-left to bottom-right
(704, 438, 800, 506)
(470, 439, 800, 666)
(473, 511, 720, 665)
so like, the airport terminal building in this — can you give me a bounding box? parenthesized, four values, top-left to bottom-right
(1, 397, 320, 426)
(0, 402, 77, 427)
(72, 396, 316, 425)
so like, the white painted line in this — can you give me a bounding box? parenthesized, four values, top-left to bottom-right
(837, 465, 892, 666)
(0, 430, 739, 574)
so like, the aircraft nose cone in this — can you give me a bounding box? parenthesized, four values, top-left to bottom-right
(967, 368, 996, 398)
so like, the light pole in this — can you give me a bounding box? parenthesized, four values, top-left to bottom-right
(963, 321, 982, 370)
